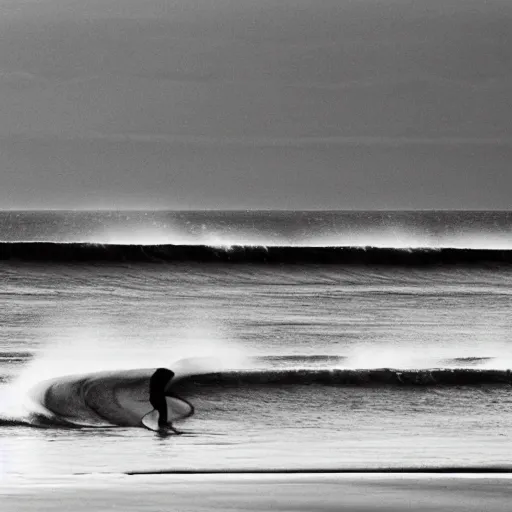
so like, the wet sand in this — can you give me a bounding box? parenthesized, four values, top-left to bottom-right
(2, 473, 512, 512)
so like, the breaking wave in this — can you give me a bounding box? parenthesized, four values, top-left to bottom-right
(2, 356, 512, 429)
(1, 242, 512, 265)
(26, 369, 194, 428)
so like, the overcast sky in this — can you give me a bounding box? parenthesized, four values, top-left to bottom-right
(0, 0, 511, 209)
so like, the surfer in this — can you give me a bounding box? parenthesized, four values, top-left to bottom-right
(149, 368, 181, 434)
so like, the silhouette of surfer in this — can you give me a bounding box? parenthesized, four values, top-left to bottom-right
(149, 368, 181, 434)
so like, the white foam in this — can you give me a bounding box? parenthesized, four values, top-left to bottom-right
(2, 311, 248, 420)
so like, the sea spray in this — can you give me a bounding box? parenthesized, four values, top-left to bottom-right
(1, 311, 247, 423)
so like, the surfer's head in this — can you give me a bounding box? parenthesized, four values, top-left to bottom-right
(155, 368, 174, 378)
(151, 368, 175, 386)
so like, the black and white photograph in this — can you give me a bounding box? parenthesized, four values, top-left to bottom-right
(1, 0, 512, 510)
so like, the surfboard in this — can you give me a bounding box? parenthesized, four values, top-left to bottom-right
(141, 395, 194, 432)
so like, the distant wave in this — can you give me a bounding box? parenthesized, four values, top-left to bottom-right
(0, 351, 32, 362)
(2, 242, 512, 265)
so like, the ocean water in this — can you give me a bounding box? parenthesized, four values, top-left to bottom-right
(1, 210, 512, 479)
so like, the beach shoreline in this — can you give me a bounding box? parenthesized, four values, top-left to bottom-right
(2, 472, 512, 512)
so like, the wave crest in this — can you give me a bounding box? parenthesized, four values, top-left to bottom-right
(2, 242, 512, 265)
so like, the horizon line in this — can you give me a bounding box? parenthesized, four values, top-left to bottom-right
(1, 208, 511, 213)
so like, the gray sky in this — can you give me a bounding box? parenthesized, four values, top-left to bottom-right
(0, 0, 511, 209)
